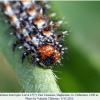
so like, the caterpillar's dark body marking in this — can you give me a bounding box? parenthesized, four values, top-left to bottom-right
(0, 0, 68, 68)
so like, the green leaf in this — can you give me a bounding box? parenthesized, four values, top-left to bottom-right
(0, 12, 60, 93)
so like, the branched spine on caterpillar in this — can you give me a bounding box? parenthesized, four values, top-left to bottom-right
(0, 0, 68, 68)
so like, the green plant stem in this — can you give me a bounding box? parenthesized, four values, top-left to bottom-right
(0, 12, 60, 92)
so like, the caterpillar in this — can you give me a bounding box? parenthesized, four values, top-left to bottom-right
(0, 0, 68, 68)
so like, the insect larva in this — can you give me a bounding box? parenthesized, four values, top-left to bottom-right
(0, 0, 67, 68)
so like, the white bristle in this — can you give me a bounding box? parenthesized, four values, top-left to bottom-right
(59, 45, 62, 47)
(56, 42, 59, 45)
(45, 4, 51, 9)
(19, 46, 23, 49)
(36, 58, 39, 61)
(31, 0, 35, 3)
(50, 13, 56, 17)
(50, 21, 53, 25)
(61, 51, 64, 54)
(62, 48, 65, 51)
(5, 20, 8, 23)
(58, 20, 63, 25)
(62, 31, 68, 34)
(57, 60, 61, 63)
(65, 47, 68, 50)
(10, 32, 13, 35)
(40, 9, 43, 14)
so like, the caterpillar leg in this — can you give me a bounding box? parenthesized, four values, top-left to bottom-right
(13, 40, 21, 51)
(0, 2, 4, 12)
(31, 52, 41, 65)
(31, 56, 35, 64)
(22, 50, 31, 63)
